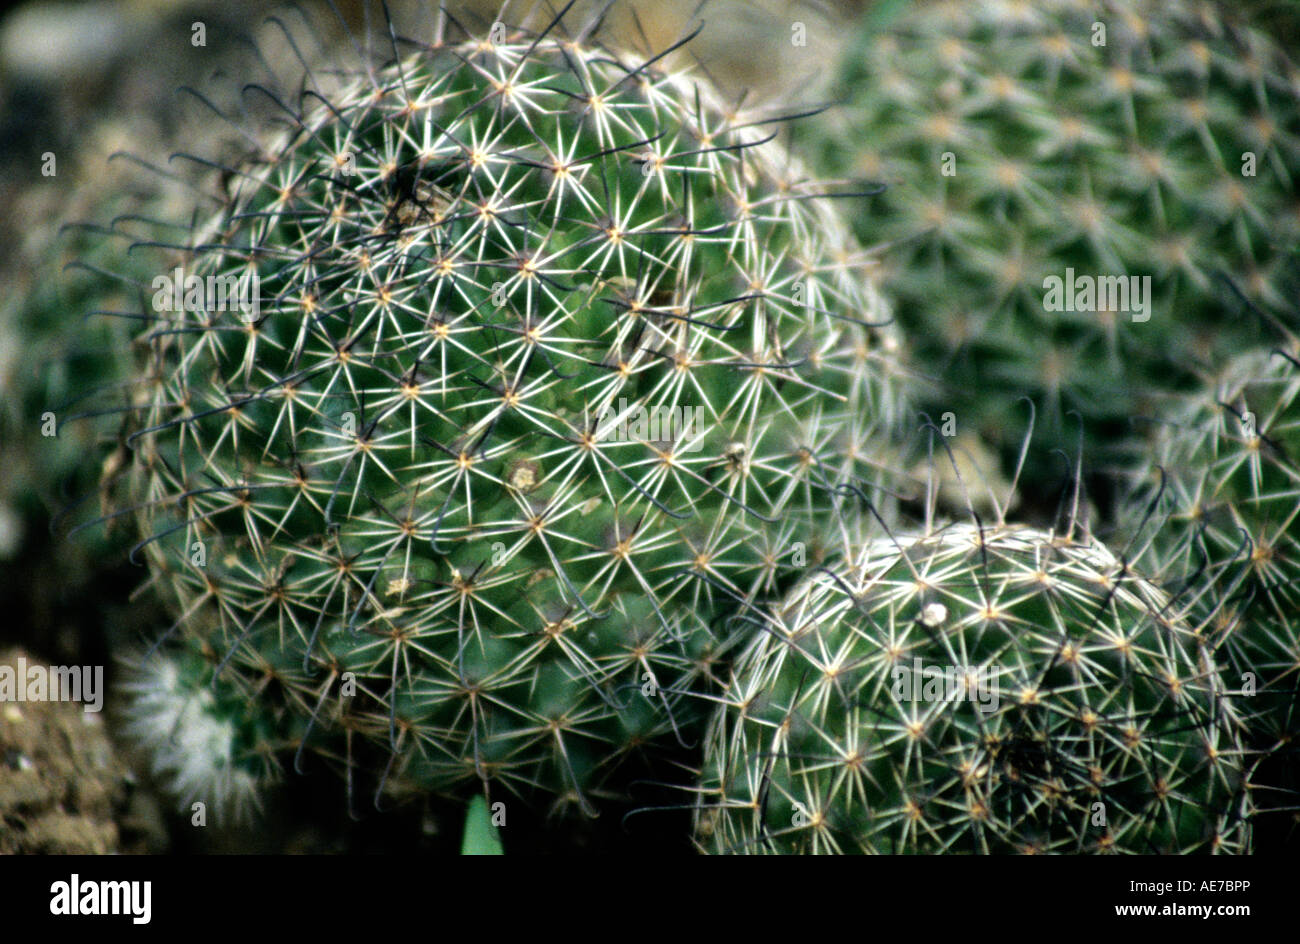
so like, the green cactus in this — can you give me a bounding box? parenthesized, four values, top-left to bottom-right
(0, 122, 198, 694)
(694, 519, 1252, 853)
(93, 13, 904, 817)
(460, 794, 505, 854)
(803, 0, 1300, 482)
(1122, 339, 1299, 834)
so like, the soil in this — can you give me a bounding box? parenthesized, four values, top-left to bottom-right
(0, 647, 166, 853)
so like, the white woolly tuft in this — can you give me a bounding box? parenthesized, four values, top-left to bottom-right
(120, 652, 262, 824)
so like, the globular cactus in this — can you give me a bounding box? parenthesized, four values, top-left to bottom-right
(803, 0, 1300, 477)
(100, 10, 904, 816)
(1123, 338, 1300, 831)
(694, 519, 1252, 853)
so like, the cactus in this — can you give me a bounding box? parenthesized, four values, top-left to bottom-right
(694, 518, 1252, 853)
(803, 0, 1300, 480)
(94, 10, 904, 817)
(1122, 339, 1300, 832)
(460, 793, 505, 854)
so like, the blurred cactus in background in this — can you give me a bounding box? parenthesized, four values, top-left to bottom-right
(120, 642, 273, 823)
(803, 0, 1300, 493)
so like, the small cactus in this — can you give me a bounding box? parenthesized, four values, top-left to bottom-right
(120, 643, 275, 823)
(695, 519, 1252, 853)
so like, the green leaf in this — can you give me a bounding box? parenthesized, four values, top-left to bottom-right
(460, 795, 504, 855)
